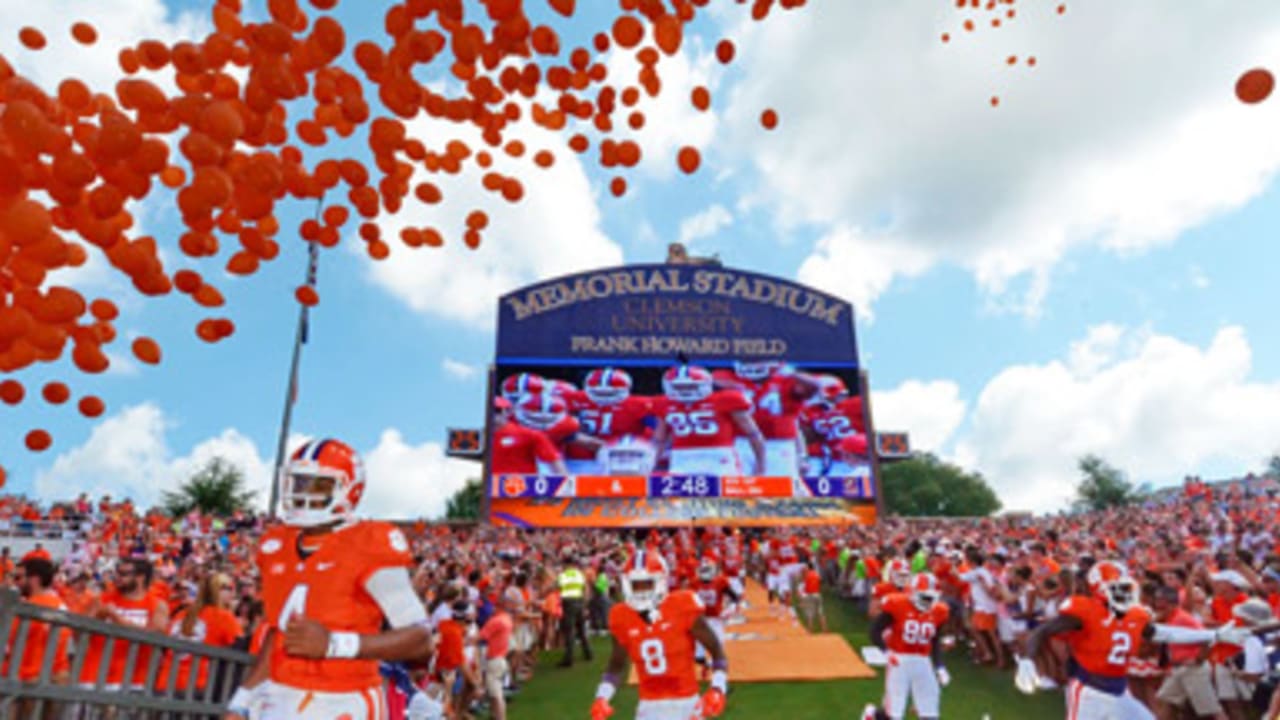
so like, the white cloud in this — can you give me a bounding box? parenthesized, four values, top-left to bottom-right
(0, 0, 209, 94)
(360, 430, 475, 520)
(953, 325, 1280, 512)
(724, 2, 1280, 313)
(1189, 265, 1211, 290)
(678, 204, 733, 246)
(871, 380, 966, 454)
(34, 404, 272, 510)
(441, 357, 479, 381)
(363, 118, 622, 327)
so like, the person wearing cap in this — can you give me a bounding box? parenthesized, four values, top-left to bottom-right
(1209, 570, 1251, 626)
(1207, 598, 1272, 719)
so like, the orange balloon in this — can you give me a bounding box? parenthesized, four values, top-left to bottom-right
(677, 146, 701, 174)
(761, 108, 779, 130)
(691, 86, 711, 111)
(295, 285, 319, 306)
(0, 379, 24, 405)
(25, 429, 53, 452)
(19, 27, 47, 50)
(42, 381, 71, 405)
(71, 22, 97, 45)
(715, 39, 735, 64)
(610, 177, 627, 197)
(132, 337, 162, 364)
(1237, 68, 1274, 105)
(78, 395, 106, 418)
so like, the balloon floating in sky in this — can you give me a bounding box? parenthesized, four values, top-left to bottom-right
(938, 0, 1067, 106)
(0, 0, 811, 457)
(1236, 68, 1274, 105)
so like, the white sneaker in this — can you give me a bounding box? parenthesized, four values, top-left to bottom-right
(1038, 676, 1059, 690)
(861, 704, 878, 720)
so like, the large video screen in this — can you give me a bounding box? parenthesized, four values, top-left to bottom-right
(489, 360, 871, 499)
(485, 263, 875, 526)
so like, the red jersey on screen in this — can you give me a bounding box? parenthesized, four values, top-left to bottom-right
(881, 593, 949, 655)
(691, 576, 733, 618)
(258, 521, 413, 692)
(542, 416, 580, 448)
(568, 396, 654, 460)
(490, 421, 561, 474)
(608, 590, 704, 701)
(1058, 595, 1151, 678)
(807, 398, 866, 452)
(653, 390, 750, 450)
(751, 374, 811, 440)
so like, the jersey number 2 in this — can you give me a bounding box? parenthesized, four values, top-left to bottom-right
(1107, 632, 1131, 665)
(639, 638, 668, 675)
(279, 584, 308, 630)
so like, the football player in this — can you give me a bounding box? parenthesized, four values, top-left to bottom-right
(570, 367, 655, 475)
(801, 376, 868, 477)
(224, 439, 433, 720)
(690, 558, 741, 672)
(869, 558, 913, 619)
(491, 397, 567, 476)
(516, 391, 601, 472)
(714, 361, 820, 479)
(1019, 560, 1251, 720)
(651, 365, 765, 476)
(591, 551, 729, 720)
(863, 573, 950, 720)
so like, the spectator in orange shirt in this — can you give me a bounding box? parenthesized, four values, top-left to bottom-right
(435, 601, 467, 717)
(79, 558, 169, 690)
(161, 572, 243, 697)
(798, 560, 828, 632)
(3, 557, 71, 685)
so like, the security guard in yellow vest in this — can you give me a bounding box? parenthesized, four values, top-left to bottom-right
(557, 553, 592, 667)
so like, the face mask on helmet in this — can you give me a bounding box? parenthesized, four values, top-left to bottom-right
(734, 361, 776, 382)
(663, 367, 712, 403)
(1104, 578, 1138, 614)
(585, 369, 631, 406)
(622, 571, 668, 613)
(515, 395, 565, 430)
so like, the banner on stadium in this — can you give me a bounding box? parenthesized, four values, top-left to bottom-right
(495, 264, 857, 366)
(488, 497, 876, 528)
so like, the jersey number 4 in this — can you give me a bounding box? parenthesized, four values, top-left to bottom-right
(639, 638, 668, 675)
(279, 584, 308, 629)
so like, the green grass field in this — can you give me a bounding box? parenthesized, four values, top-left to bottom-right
(511, 593, 1065, 719)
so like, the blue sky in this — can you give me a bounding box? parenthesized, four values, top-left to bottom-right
(3, 0, 1280, 515)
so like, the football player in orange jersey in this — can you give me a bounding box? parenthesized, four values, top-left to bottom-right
(224, 438, 433, 720)
(868, 558, 912, 618)
(591, 551, 730, 720)
(863, 573, 950, 720)
(1020, 560, 1251, 720)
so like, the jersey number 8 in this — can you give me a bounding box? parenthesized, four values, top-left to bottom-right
(639, 638, 668, 675)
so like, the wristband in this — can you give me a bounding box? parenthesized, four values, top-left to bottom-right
(710, 669, 728, 693)
(711, 658, 729, 671)
(326, 631, 361, 659)
(226, 687, 254, 715)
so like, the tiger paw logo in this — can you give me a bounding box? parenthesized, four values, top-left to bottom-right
(503, 476, 528, 497)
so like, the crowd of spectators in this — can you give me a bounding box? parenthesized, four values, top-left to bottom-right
(3, 471, 1280, 719)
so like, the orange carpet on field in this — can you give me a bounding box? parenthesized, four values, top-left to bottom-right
(629, 579, 875, 684)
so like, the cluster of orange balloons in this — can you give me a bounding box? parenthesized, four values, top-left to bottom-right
(0, 0, 809, 465)
(939, 0, 1055, 107)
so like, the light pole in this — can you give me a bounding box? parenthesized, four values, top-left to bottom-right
(268, 200, 323, 519)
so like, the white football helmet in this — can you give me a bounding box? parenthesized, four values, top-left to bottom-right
(584, 367, 632, 406)
(501, 373, 545, 404)
(281, 438, 366, 528)
(884, 558, 911, 589)
(909, 573, 940, 612)
(514, 392, 567, 431)
(621, 549, 670, 613)
(1087, 560, 1138, 615)
(662, 365, 713, 403)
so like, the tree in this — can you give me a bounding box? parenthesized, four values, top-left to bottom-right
(1073, 454, 1136, 512)
(1267, 453, 1280, 479)
(881, 454, 1002, 517)
(162, 458, 257, 517)
(444, 478, 483, 520)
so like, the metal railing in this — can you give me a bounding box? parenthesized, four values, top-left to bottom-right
(1, 588, 254, 719)
(0, 518, 84, 539)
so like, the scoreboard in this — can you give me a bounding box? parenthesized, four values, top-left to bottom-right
(492, 474, 875, 500)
